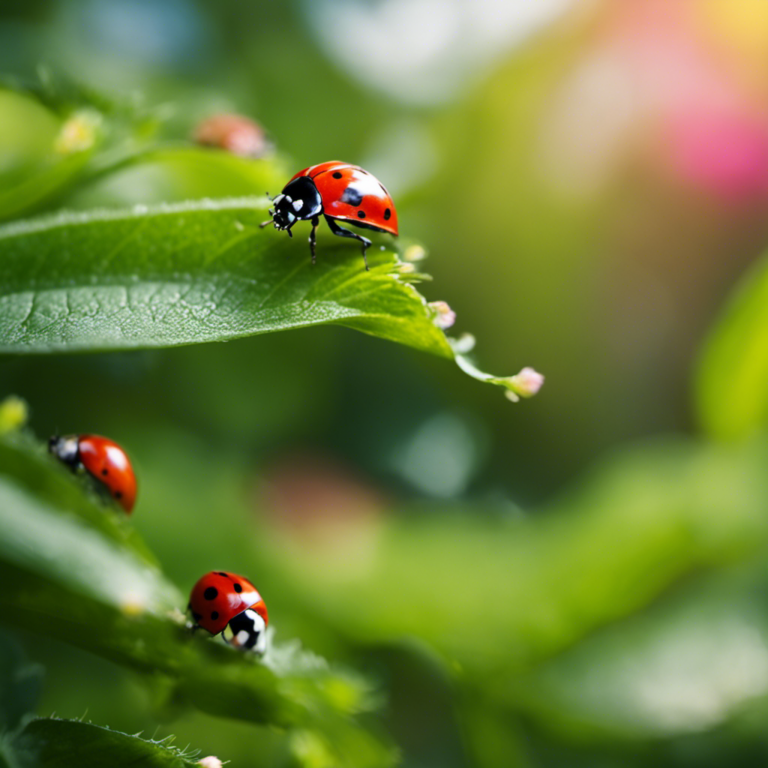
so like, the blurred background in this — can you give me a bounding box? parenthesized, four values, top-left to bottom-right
(4, 0, 768, 766)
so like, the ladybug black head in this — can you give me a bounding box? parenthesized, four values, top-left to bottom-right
(269, 193, 298, 232)
(48, 434, 80, 468)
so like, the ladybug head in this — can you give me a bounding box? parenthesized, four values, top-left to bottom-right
(269, 193, 298, 233)
(222, 607, 268, 654)
(48, 434, 80, 468)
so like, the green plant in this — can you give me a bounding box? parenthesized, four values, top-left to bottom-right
(0, 76, 544, 767)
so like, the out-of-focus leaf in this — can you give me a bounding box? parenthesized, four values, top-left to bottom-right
(0, 437, 394, 768)
(696, 253, 768, 440)
(0, 153, 92, 223)
(508, 569, 768, 741)
(0, 633, 43, 733)
(13, 718, 201, 768)
(261, 439, 768, 676)
(0, 89, 91, 222)
(61, 147, 287, 210)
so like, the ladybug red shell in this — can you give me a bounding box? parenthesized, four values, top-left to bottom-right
(49, 434, 137, 513)
(189, 571, 268, 654)
(260, 161, 398, 270)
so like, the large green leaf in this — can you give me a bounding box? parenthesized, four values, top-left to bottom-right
(0, 200, 535, 398)
(13, 719, 202, 768)
(0, 436, 393, 768)
(695, 252, 768, 440)
(0, 200, 448, 355)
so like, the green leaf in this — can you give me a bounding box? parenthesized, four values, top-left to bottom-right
(0, 201, 447, 355)
(0, 633, 43, 733)
(509, 568, 768, 741)
(0, 89, 92, 222)
(0, 200, 532, 397)
(0, 153, 92, 223)
(13, 718, 202, 768)
(60, 148, 289, 210)
(695, 252, 768, 440)
(0, 436, 393, 768)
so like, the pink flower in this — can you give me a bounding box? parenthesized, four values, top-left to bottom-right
(664, 107, 768, 201)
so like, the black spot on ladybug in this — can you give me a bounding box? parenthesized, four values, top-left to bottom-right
(193, 612, 202, 622)
(234, 583, 242, 593)
(384, 208, 391, 220)
(204, 587, 218, 600)
(332, 171, 343, 179)
(217, 572, 228, 577)
(115, 491, 123, 499)
(101, 469, 108, 476)
(357, 210, 366, 219)
(211, 611, 219, 621)
(341, 187, 363, 206)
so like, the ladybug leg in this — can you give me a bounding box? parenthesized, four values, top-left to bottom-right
(324, 216, 372, 271)
(309, 217, 319, 264)
(259, 193, 275, 228)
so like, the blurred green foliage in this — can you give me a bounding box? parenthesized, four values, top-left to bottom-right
(696, 251, 768, 441)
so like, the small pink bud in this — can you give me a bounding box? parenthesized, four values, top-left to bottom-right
(198, 758, 223, 768)
(507, 367, 544, 400)
(428, 301, 456, 329)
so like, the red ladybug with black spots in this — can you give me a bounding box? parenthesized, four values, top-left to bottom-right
(49, 434, 137, 513)
(261, 161, 399, 270)
(188, 571, 268, 654)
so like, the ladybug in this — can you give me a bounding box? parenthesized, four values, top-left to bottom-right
(260, 161, 399, 270)
(49, 434, 137, 514)
(188, 571, 268, 654)
(193, 113, 271, 158)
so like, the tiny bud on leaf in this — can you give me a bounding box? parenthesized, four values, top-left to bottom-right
(429, 300, 456, 329)
(198, 757, 223, 768)
(508, 367, 545, 398)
